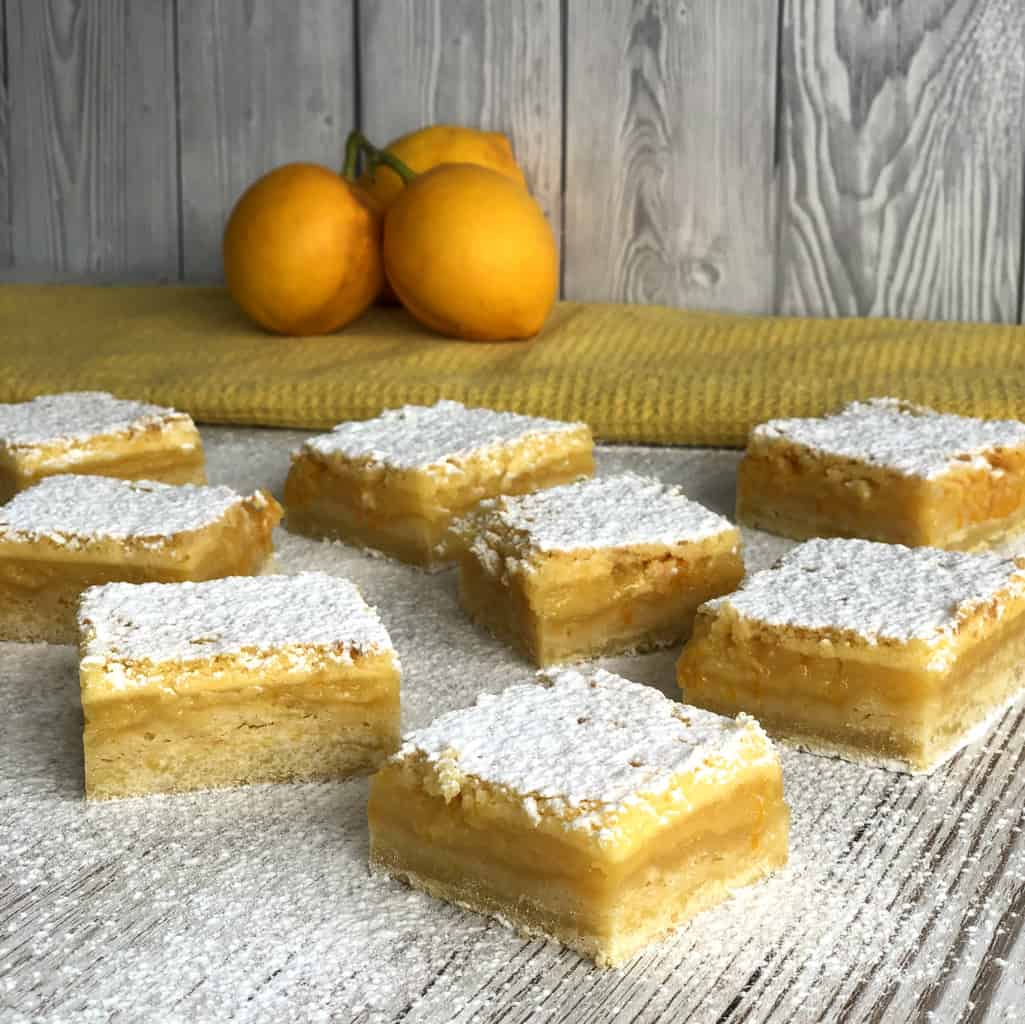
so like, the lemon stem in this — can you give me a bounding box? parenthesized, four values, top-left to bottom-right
(342, 130, 417, 184)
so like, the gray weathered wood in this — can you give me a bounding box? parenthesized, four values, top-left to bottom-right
(4, 0, 178, 278)
(358, 0, 563, 251)
(176, 0, 356, 281)
(2, 430, 1024, 1022)
(777, 0, 1025, 322)
(2, 0, 1025, 326)
(562, 0, 780, 312)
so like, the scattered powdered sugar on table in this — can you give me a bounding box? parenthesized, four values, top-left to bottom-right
(78, 572, 395, 674)
(302, 399, 586, 470)
(463, 472, 735, 555)
(708, 537, 1025, 648)
(395, 666, 765, 830)
(754, 397, 1025, 478)
(0, 391, 189, 449)
(0, 475, 258, 545)
(3, 429, 1024, 1023)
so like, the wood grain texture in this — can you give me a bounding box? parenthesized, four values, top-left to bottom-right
(358, 0, 563, 248)
(176, 0, 356, 280)
(562, 0, 780, 312)
(4, 0, 178, 278)
(2, 432, 1024, 1022)
(778, 0, 1025, 322)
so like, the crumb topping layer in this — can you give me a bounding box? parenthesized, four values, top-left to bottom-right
(708, 537, 1025, 647)
(462, 472, 734, 554)
(0, 475, 257, 545)
(0, 391, 189, 450)
(752, 397, 1025, 479)
(302, 400, 585, 470)
(79, 572, 395, 672)
(395, 666, 766, 835)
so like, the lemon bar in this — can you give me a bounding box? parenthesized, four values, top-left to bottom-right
(0, 391, 205, 501)
(283, 400, 594, 567)
(452, 473, 743, 665)
(369, 666, 788, 966)
(79, 572, 400, 799)
(737, 397, 1025, 549)
(0, 475, 282, 644)
(677, 538, 1025, 773)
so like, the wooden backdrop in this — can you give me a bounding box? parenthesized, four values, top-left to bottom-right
(2, 0, 1024, 323)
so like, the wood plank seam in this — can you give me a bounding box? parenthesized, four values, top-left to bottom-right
(353, 0, 363, 134)
(771, 0, 787, 315)
(1018, 147, 1025, 325)
(558, 0, 568, 299)
(172, 0, 184, 282)
(0, 0, 9, 268)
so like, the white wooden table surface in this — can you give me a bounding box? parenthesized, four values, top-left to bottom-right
(2, 426, 1024, 1024)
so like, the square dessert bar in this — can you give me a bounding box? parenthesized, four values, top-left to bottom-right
(79, 572, 400, 799)
(677, 538, 1025, 773)
(451, 472, 743, 665)
(737, 397, 1025, 550)
(0, 391, 205, 501)
(0, 475, 282, 644)
(369, 666, 788, 967)
(283, 400, 594, 567)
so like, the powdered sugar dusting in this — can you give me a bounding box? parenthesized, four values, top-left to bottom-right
(5, 427, 1025, 1021)
(79, 572, 395, 672)
(0, 391, 190, 450)
(303, 400, 586, 470)
(753, 397, 1025, 478)
(0, 475, 255, 545)
(463, 472, 735, 554)
(396, 666, 765, 834)
(709, 537, 1025, 648)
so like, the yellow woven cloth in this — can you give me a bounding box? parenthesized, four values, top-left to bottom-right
(3, 284, 1025, 447)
